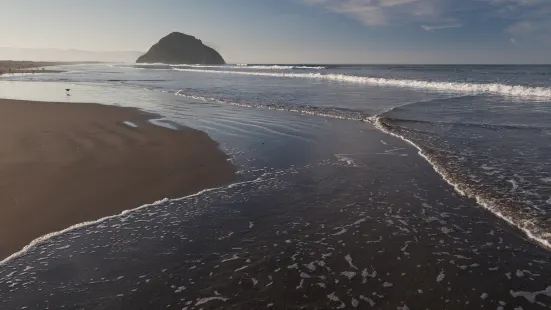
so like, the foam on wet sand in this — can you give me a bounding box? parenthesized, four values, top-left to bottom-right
(0, 98, 235, 259)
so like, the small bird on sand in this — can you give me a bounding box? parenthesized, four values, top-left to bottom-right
(65, 89, 71, 96)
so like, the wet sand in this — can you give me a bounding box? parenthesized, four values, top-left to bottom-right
(1, 118, 550, 309)
(0, 61, 64, 75)
(0, 99, 235, 259)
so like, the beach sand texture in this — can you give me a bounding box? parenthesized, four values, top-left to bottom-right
(0, 99, 235, 259)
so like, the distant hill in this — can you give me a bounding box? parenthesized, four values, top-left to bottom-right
(136, 32, 225, 65)
(0, 47, 143, 63)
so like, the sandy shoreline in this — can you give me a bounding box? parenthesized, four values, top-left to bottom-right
(0, 61, 65, 75)
(0, 99, 235, 259)
(2, 115, 550, 309)
(0, 96, 550, 309)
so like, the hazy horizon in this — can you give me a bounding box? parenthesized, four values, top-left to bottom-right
(2, 46, 551, 65)
(2, 0, 551, 64)
(0, 47, 143, 62)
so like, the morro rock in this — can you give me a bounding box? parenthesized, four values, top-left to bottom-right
(136, 32, 225, 65)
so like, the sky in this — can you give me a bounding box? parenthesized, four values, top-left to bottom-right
(1, 0, 550, 63)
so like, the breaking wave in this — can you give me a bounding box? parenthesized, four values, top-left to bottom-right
(173, 69, 551, 99)
(174, 88, 551, 251)
(175, 90, 368, 121)
(373, 117, 551, 250)
(171, 64, 326, 70)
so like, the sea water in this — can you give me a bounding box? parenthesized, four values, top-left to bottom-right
(1, 63, 551, 309)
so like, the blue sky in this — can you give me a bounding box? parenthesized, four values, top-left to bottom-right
(1, 0, 550, 63)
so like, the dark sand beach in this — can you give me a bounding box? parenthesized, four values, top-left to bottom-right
(1, 64, 551, 309)
(2, 0, 551, 307)
(0, 99, 235, 259)
(1, 112, 550, 309)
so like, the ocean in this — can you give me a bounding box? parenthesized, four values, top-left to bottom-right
(1, 64, 550, 309)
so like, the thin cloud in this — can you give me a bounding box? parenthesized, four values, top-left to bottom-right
(302, 0, 551, 42)
(302, 0, 445, 27)
(506, 19, 551, 43)
(489, 0, 551, 43)
(421, 23, 462, 31)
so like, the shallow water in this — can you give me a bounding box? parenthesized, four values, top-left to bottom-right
(3, 63, 551, 246)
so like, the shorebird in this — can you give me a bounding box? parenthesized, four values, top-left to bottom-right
(65, 89, 71, 96)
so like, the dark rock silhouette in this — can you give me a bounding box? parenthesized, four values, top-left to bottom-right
(136, 32, 225, 64)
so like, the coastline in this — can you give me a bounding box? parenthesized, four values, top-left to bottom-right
(0, 61, 64, 75)
(1, 64, 550, 309)
(373, 117, 551, 251)
(0, 98, 236, 259)
(2, 114, 550, 309)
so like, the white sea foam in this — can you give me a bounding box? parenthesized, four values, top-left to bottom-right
(507, 179, 519, 190)
(0, 176, 273, 267)
(335, 154, 357, 166)
(373, 117, 551, 251)
(134, 62, 167, 66)
(170, 64, 325, 70)
(0, 196, 177, 267)
(173, 69, 551, 99)
(171, 64, 229, 69)
(510, 286, 551, 303)
(123, 121, 138, 128)
(246, 65, 325, 70)
(241, 65, 292, 70)
(148, 118, 178, 130)
(436, 270, 445, 282)
(175, 90, 366, 122)
(195, 296, 229, 306)
(294, 66, 326, 69)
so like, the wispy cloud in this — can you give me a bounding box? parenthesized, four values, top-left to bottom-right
(302, 0, 446, 27)
(302, 0, 551, 40)
(488, 0, 551, 43)
(421, 22, 462, 31)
